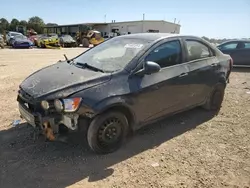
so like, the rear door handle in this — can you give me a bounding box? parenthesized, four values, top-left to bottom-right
(152, 85, 159, 90)
(211, 63, 218, 67)
(179, 72, 188, 77)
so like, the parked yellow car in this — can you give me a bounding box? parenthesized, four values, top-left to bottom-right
(37, 34, 61, 49)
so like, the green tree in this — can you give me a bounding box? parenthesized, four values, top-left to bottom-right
(19, 20, 28, 27)
(9, 18, 19, 31)
(27, 16, 45, 33)
(46, 23, 58, 26)
(0, 18, 9, 33)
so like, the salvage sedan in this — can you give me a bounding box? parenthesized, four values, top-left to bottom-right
(37, 35, 60, 49)
(59, 35, 77, 47)
(17, 33, 232, 154)
(12, 35, 33, 48)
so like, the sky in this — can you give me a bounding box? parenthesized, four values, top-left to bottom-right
(1, 0, 250, 39)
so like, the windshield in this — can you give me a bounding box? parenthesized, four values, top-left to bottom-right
(73, 37, 151, 72)
(11, 33, 22, 37)
(14, 35, 27, 40)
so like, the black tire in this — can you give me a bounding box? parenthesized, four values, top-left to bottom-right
(40, 42, 45, 48)
(87, 111, 129, 154)
(9, 39, 13, 46)
(202, 83, 226, 111)
(82, 38, 89, 48)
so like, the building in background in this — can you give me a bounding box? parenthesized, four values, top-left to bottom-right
(44, 20, 181, 37)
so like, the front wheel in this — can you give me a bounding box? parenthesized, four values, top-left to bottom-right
(202, 83, 226, 111)
(87, 111, 129, 154)
(40, 42, 45, 48)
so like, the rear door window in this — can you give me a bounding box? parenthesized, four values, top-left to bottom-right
(219, 42, 238, 50)
(244, 42, 250, 49)
(185, 40, 212, 61)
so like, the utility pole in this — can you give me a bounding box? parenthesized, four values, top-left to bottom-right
(142, 13, 145, 32)
(104, 15, 106, 23)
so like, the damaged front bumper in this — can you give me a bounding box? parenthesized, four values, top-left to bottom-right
(18, 97, 80, 141)
(44, 42, 61, 49)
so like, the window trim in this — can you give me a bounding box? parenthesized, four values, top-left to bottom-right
(144, 39, 183, 70)
(244, 41, 250, 49)
(219, 41, 239, 50)
(131, 38, 185, 73)
(184, 39, 216, 62)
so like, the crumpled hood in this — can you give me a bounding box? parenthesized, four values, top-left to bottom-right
(20, 61, 111, 99)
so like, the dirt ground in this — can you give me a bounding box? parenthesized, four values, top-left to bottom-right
(0, 48, 249, 188)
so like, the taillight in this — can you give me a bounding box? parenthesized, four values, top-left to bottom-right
(229, 57, 233, 68)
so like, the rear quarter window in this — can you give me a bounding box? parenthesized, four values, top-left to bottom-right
(244, 42, 250, 49)
(219, 42, 238, 50)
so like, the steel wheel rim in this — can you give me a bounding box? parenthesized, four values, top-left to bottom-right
(97, 117, 123, 147)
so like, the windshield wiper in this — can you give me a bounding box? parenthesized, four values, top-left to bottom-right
(76, 62, 104, 73)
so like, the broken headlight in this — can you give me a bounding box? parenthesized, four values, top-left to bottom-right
(54, 98, 82, 112)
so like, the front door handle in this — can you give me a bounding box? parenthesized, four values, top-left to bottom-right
(179, 72, 188, 77)
(211, 63, 218, 67)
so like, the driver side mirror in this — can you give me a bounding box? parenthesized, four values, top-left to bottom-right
(134, 61, 161, 76)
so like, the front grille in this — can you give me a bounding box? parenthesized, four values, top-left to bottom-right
(17, 88, 58, 115)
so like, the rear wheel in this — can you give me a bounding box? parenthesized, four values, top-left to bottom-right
(87, 111, 129, 154)
(202, 83, 226, 111)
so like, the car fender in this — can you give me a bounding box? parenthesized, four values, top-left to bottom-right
(92, 96, 136, 128)
(93, 96, 132, 113)
(218, 73, 227, 85)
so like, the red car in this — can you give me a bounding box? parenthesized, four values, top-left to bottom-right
(27, 30, 39, 46)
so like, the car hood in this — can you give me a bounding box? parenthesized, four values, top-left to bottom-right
(61, 38, 75, 43)
(20, 61, 111, 100)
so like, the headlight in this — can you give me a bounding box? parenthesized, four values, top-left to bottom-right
(54, 98, 82, 112)
(54, 99, 63, 112)
(41, 100, 50, 110)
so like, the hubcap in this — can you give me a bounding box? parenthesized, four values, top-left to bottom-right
(98, 118, 122, 146)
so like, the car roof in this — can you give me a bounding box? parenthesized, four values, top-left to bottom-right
(219, 39, 250, 45)
(116, 33, 201, 41)
(9, 31, 22, 34)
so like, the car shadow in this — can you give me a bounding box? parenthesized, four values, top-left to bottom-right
(232, 67, 250, 73)
(0, 108, 216, 188)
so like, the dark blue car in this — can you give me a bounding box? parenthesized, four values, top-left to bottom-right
(217, 39, 250, 67)
(12, 35, 34, 48)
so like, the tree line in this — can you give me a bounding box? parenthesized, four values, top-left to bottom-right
(0, 16, 58, 34)
(1, 16, 247, 43)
